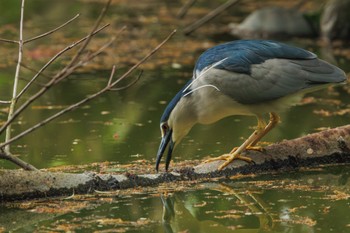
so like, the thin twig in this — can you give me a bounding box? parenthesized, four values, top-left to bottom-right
(0, 10, 79, 46)
(0, 100, 11, 104)
(19, 76, 46, 87)
(52, 29, 124, 85)
(5, 0, 26, 153)
(54, 34, 117, 84)
(0, 66, 116, 148)
(24, 14, 80, 44)
(0, 24, 110, 135)
(107, 66, 116, 86)
(66, 0, 112, 69)
(16, 24, 109, 99)
(110, 29, 177, 87)
(0, 38, 18, 44)
(177, 0, 197, 19)
(21, 62, 51, 79)
(0, 150, 38, 171)
(109, 70, 142, 91)
(0, 30, 176, 148)
(183, 0, 240, 35)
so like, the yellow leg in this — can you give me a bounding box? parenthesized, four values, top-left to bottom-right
(249, 112, 280, 147)
(203, 112, 280, 171)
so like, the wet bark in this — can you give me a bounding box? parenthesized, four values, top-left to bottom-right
(1, 124, 350, 202)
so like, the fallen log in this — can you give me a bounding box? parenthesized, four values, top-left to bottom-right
(1, 124, 350, 202)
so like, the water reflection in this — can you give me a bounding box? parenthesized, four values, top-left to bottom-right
(161, 185, 275, 233)
(159, 165, 350, 233)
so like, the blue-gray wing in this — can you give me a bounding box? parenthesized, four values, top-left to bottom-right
(192, 40, 346, 104)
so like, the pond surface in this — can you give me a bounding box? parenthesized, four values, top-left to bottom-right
(0, 0, 349, 232)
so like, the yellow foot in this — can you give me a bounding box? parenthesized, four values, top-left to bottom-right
(203, 153, 253, 171)
(230, 146, 264, 153)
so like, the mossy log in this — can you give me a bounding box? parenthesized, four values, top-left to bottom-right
(1, 125, 350, 202)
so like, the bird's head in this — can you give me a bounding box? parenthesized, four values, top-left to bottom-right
(155, 81, 196, 172)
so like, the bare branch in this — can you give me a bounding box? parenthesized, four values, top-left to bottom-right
(0, 67, 116, 148)
(109, 70, 142, 91)
(50, 25, 125, 84)
(0, 100, 11, 104)
(0, 30, 176, 148)
(110, 29, 177, 88)
(0, 38, 18, 44)
(107, 66, 117, 86)
(0, 150, 38, 171)
(0, 1, 77, 45)
(177, 0, 197, 19)
(66, 0, 112, 69)
(183, 0, 240, 35)
(16, 24, 109, 99)
(5, 0, 26, 153)
(21, 62, 51, 79)
(54, 33, 117, 84)
(0, 24, 110, 136)
(24, 14, 80, 44)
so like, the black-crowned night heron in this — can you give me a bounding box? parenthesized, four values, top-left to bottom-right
(156, 40, 346, 172)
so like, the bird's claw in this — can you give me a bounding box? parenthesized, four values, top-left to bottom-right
(218, 154, 253, 170)
(203, 153, 254, 171)
(230, 146, 264, 153)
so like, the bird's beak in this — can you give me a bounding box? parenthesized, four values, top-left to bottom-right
(156, 129, 174, 172)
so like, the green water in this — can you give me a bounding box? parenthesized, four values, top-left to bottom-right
(0, 0, 350, 232)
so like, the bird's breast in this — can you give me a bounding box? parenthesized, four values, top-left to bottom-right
(193, 88, 254, 124)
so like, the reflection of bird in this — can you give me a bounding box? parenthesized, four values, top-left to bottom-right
(156, 40, 346, 171)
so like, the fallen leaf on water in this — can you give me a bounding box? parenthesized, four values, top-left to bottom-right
(313, 108, 350, 117)
(94, 217, 153, 227)
(101, 111, 110, 115)
(334, 109, 350, 116)
(275, 216, 317, 227)
(300, 97, 316, 105)
(313, 109, 332, 117)
(97, 218, 125, 225)
(327, 190, 350, 200)
(322, 206, 331, 214)
(314, 127, 331, 131)
(31, 105, 67, 110)
(193, 201, 207, 207)
(214, 214, 241, 219)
